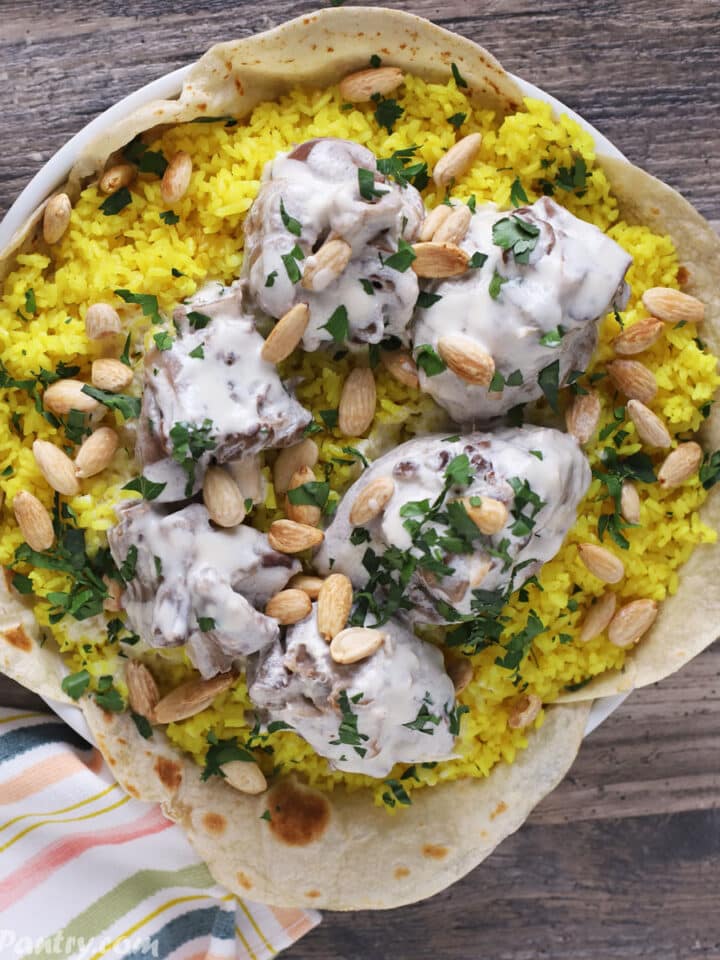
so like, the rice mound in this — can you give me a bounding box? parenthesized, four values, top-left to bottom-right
(0, 76, 717, 809)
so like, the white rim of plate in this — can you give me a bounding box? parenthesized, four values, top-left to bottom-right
(0, 66, 630, 743)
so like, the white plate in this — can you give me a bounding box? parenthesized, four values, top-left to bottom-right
(0, 66, 630, 743)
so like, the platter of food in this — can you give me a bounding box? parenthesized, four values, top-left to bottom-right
(0, 5, 718, 911)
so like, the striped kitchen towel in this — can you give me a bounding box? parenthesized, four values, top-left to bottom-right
(0, 708, 320, 959)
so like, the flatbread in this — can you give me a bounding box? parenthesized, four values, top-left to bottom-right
(0, 6, 717, 908)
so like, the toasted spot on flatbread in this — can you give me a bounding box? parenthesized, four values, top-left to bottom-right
(422, 844, 448, 860)
(154, 756, 182, 791)
(3, 625, 31, 652)
(305, 890, 321, 899)
(394, 866, 410, 879)
(117, 738, 127, 746)
(203, 812, 227, 836)
(125, 783, 140, 798)
(236, 871, 253, 891)
(490, 801, 508, 820)
(267, 777, 330, 846)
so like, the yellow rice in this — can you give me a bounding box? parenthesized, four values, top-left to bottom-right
(0, 74, 717, 809)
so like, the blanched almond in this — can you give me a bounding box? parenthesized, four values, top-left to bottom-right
(85, 302, 123, 339)
(301, 238, 352, 292)
(339, 367, 376, 436)
(265, 588, 312, 625)
(262, 303, 309, 363)
(153, 672, 236, 724)
(330, 626, 385, 664)
(657, 442, 703, 488)
(433, 204, 472, 244)
(433, 133, 483, 187)
(317, 573, 354, 641)
(339, 66, 404, 102)
(419, 204, 452, 242)
(203, 466, 246, 527)
(349, 476, 395, 525)
(75, 427, 119, 478)
(607, 598, 658, 648)
(437, 335, 494, 386)
(126, 660, 159, 719)
(285, 465, 321, 527)
(273, 439, 319, 494)
(43, 193, 72, 244)
(620, 480, 641, 525)
(99, 163, 136, 195)
(579, 591, 617, 643)
(606, 360, 657, 404)
(32, 440, 80, 496)
(459, 495, 508, 534)
(43, 379, 99, 415)
(13, 491, 55, 551)
(268, 519, 324, 554)
(91, 358, 134, 393)
(508, 693, 542, 730)
(160, 151, 192, 204)
(612, 317, 664, 355)
(380, 349, 419, 388)
(222, 760, 267, 795)
(287, 574, 325, 600)
(412, 241, 469, 278)
(642, 287, 704, 324)
(565, 390, 601, 444)
(627, 399, 671, 448)
(578, 543, 625, 584)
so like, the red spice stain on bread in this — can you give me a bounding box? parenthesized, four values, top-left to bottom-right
(267, 777, 330, 846)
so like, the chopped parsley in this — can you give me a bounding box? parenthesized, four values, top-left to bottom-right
(358, 167, 389, 201)
(119, 544, 138, 582)
(403, 696, 441, 735)
(114, 289, 162, 324)
(537, 359, 560, 412)
(539, 155, 589, 198)
(494, 610, 546, 676)
(329, 690, 369, 757)
(321, 305, 350, 343)
(100, 187, 132, 215)
(169, 418, 217, 495)
(81, 385, 141, 421)
(374, 97, 404, 134)
(416, 291, 442, 309)
(510, 177, 529, 207)
(119, 333, 132, 366)
(287, 481, 330, 509)
(171, 268, 185, 278)
(187, 310, 211, 330)
(159, 210, 180, 225)
(451, 62, 468, 88)
(446, 703, 470, 736)
(340, 445, 369, 468)
(24, 288, 37, 315)
(699, 451, 720, 489)
(265, 270, 278, 288)
(539, 326, 565, 347)
(489, 269, 508, 300)
(382, 779, 412, 807)
(376, 146, 429, 190)
(131, 713, 153, 739)
(492, 214, 541, 264)
(138, 149, 169, 176)
(360, 278, 376, 296)
(122, 475, 167, 501)
(188, 344, 205, 359)
(198, 617, 216, 631)
(94, 676, 125, 713)
(415, 344, 447, 377)
(508, 477, 545, 538)
(447, 112, 466, 129)
(319, 409, 339, 429)
(281, 244, 305, 284)
(382, 238, 416, 273)
(61, 670, 90, 701)
(468, 251, 488, 270)
(201, 731, 255, 780)
(153, 331, 173, 351)
(279, 197, 302, 236)
(370, 54, 382, 68)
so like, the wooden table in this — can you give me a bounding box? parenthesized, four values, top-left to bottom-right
(1, 1, 719, 957)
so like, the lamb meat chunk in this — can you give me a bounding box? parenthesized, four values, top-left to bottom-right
(107, 501, 300, 677)
(243, 137, 424, 351)
(136, 283, 310, 502)
(316, 426, 590, 625)
(413, 197, 632, 422)
(247, 605, 457, 778)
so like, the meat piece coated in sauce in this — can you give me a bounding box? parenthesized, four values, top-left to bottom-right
(136, 283, 311, 502)
(316, 427, 591, 625)
(247, 605, 457, 778)
(414, 197, 632, 422)
(107, 501, 300, 677)
(243, 138, 423, 351)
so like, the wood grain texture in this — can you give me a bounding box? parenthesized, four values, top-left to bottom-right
(1, 1, 719, 958)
